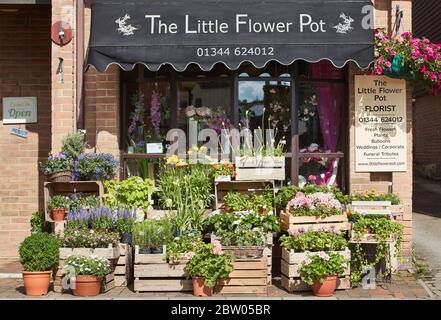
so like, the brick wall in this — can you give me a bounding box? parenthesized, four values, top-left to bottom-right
(414, 95, 441, 177)
(0, 5, 51, 259)
(347, 0, 414, 266)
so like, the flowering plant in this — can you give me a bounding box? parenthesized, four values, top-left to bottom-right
(59, 229, 119, 248)
(73, 153, 118, 181)
(280, 229, 347, 252)
(40, 153, 72, 175)
(67, 194, 101, 211)
(215, 227, 266, 247)
(128, 92, 145, 136)
(47, 195, 69, 210)
(185, 241, 234, 288)
(299, 251, 348, 285)
(347, 189, 400, 205)
(166, 232, 204, 264)
(223, 190, 274, 214)
(287, 192, 342, 218)
(64, 255, 110, 278)
(211, 162, 236, 178)
(374, 30, 441, 94)
(298, 94, 317, 123)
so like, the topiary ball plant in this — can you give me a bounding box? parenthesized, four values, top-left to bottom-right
(19, 232, 60, 272)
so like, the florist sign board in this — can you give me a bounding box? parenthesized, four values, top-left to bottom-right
(87, 0, 374, 72)
(355, 76, 407, 172)
(2, 97, 37, 124)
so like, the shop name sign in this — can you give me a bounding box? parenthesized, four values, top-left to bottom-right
(2, 97, 37, 124)
(88, 1, 374, 72)
(355, 76, 407, 172)
(143, 13, 329, 35)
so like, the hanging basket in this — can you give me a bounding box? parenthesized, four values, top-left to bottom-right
(47, 170, 72, 182)
(384, 54, 416, 80)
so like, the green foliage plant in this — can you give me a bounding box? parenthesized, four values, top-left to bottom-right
(19, 233, 60, 272)
(280, 229, 348, 252)
(299, 252, 348, 285)
(61, 131, 87, 160)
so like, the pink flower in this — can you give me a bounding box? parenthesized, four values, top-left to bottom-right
(184, 251, 195, 260)
(377, 57, 384, 65)
(412, 51, 421, 60)
(298, 227, 305, 233)
(375, 67, 383, 75)
(213, 240, 222, 256)
(308, 175, 317, 182)
(430, 72, 437, 81)
(421, 65, 428, 75)
(401, 32, 410, 38)
(385, 61, 392, 68)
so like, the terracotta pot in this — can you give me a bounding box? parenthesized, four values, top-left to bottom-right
(72, 275, 101, 297)
(51, 208, 66, 221)
(192, 276, 213, 297)
(22, 271, 52, 296)
(312, 275, 338, 297)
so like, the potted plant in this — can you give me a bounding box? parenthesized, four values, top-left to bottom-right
(47, 195, 69, 221)
(72, 153, 118, 181)
(61, 131, 87, 160)
(132, 218, 174, 254)
(64, 255, 110, 297)
(211, 162, 236, 182)
(116, 207, 136, 244)
(216, 227, 266, 259)
(186, 241, 234, 296)
(166, 232, 204, 264)
(299, 251, 348, 297)
(19, 232, 60, 296)
(40, 153, 73, 182)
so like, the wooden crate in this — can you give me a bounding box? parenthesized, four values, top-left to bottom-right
(280, 210, 349, 232)
(133, 245, 191, 292)
(235, 156, 285, 181)
(44, 181, 104, 222)
(281, 247, 351, 292)
(54, 244, 120, 293)
(214, 180, 275, 210)
(215, 257, 269, 294)
(114, 243, 133, 287)
(211, 232, 273, 285)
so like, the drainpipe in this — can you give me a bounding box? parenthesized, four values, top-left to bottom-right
(76, 0, 85, 129)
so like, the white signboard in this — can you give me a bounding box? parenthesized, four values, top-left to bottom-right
(2, 97, 37, 124)
(355, 76, 407, 172)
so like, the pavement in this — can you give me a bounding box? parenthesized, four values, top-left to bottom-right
(413, 175, 441, 298)
(0, 274, 431, 300)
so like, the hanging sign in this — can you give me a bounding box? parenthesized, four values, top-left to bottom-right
(355, 76, 407, 172)
(2, 97, 38, 124)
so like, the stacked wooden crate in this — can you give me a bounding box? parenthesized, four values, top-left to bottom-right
(280, 211, 349, 232)
(114, 243, 133, 287)
(215, 257, 269, 295)
(133, 245, 192, 292)
(281, 248, 351, 292)
(54, 244, 120, 293)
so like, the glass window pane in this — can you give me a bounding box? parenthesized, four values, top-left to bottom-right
(238, 80, 291, 150)
(178, 80, 232, 139)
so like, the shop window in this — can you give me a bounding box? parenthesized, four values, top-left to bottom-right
(178, 80, 232, 140)
(238, 80, 291, 150)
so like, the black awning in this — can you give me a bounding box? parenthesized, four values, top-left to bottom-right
(87, 0, 374, 72)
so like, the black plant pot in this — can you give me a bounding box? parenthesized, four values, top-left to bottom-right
(121, 233, 132, 244)
(151, 248, 164, 254)
(139, 248, 151, 254)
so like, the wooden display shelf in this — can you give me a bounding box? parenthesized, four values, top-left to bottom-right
(280, 210, 349, 232)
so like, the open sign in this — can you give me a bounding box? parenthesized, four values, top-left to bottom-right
(2, 97, 37, 124)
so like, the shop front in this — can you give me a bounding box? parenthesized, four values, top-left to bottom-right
(87, 0, 374, 191)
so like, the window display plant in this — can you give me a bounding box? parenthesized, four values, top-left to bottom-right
(186, 241, 234, 296)
(47, 195, 69, 221)
(286, 191, 342, 218)
(73, 153, 118, 181)
(349, 214, 403, 286)
(19, 232, 60, 296)
(64, 255, 110, 297)
(299, 251, 348, 297)
(104, 176, 155, 212)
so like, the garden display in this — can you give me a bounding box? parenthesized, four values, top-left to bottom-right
(47, 195, 69, 221)
(41, 153, 72, 182)
(19, 232, 60, 296)
(280, 229, 350, 293)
